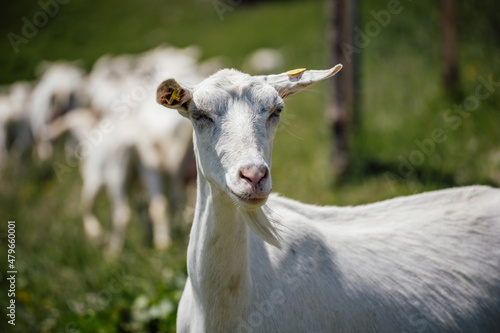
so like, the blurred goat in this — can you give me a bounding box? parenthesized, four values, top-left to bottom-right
(0, 82, 32, 167)
(29, 61, 86, 160)
(50, 107, 193, 256)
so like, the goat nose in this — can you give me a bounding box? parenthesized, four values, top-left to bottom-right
(239, 165, 269, 189)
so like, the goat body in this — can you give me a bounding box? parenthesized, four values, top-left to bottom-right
(177, 186, 500, 332)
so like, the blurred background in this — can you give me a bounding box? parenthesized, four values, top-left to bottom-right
(0, 0, 499, 331)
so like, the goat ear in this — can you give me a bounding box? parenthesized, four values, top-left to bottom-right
(156, 79, 193, 113)
(258, 64, 343, 99)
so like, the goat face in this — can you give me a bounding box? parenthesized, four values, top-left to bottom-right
(157, 65, 342, 210)
(191, 73, 283, 209)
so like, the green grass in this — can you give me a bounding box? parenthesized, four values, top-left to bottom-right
(1, 0, 500, 332)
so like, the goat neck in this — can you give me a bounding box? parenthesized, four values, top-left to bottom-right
(187, 163, 252, 331)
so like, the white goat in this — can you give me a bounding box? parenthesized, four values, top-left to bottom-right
(86, 54, 138, 117)
(29, 61, 86, 160)
(157, 66, 500, 332)
(81, 110, 193, 255)
(49, 106, 194, 256)
(0, 82, 32, 166)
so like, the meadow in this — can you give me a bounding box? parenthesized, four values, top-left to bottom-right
(0, 0, 499, 331)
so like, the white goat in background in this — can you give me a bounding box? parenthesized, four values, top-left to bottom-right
(29, 61, 86, 160)
(0, 82, 32, 166)
(51, 107, 193, 255)
(86, 53, 138, 117)
(157, 65, 500, 332)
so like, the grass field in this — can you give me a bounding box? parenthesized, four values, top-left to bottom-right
(1, 0, 499, 331)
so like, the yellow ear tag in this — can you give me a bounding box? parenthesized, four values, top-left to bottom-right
(286, 68, 306, 76)
(168, 89, 181, 105)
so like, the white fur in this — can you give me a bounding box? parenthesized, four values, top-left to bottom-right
(29, 61, 86, 160)
(157, 66, 500, 332)
(50, 104, 193, 256)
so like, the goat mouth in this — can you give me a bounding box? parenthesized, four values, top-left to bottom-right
(227, 187, 269, 206)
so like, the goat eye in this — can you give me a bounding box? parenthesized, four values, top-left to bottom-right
(269, 107, 283, 120)
(192, 112, 212, 123)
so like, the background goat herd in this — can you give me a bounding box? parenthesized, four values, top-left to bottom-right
(1, 46, 250, 256)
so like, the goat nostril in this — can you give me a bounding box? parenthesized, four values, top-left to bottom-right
(258, 169, 268, 185)
(239, 165, 268, 188)
(239, 171, 252, 183)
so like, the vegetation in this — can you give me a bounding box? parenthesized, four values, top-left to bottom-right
(0, 0, 499, 331)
